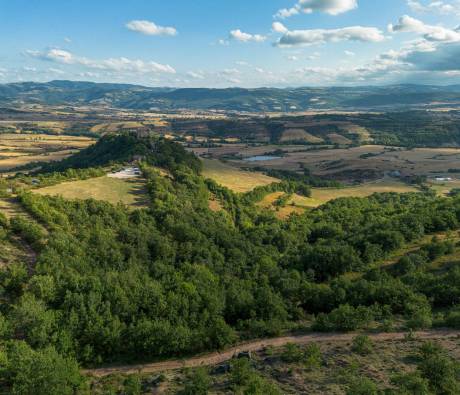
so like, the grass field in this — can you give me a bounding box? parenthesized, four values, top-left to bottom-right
(33, 176, 149, 208)
(202, 159, 277, 193)
(0, 133, 95, 172)
(280, 129, 324, 143)
(256, 179, 418, 219)
(307, 179, 418, 207)
(428, 179, 460, 196)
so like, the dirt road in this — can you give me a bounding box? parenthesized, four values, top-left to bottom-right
(85, 329, 460, 377)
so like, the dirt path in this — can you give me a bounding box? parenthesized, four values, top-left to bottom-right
(85, 329, 460, 378)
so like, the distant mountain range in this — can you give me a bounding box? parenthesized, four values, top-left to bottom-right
(1, 80, 460, 112)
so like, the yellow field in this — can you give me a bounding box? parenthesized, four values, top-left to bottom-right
(256, 179, 419, 219)
(0, 150, 77, 172)
(327, 133, 352, 145)
(202, 159, 277, 193)
(428, 179, 460, 196)
(280, 129, 324, 143)
(33, 176, 149, 208)
(305, 180, 418, 207)
(0, 133, 95, 172)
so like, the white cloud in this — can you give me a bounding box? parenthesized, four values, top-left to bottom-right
(186, 71, 205, 79)
(344, 50, 356, 56)
(126, 20, 177, 36)
(272, 22, 288, 34)
(275, 0, 357, 19)
(48, 67, 65, 74)
(275, 26, 385, 47)
(26, 48, 74, 64)
(275, 7, 300, 19)
(229, 29, 266, 42)
(221, 68, 240, 75)
(64, 37, 72, 43)
(287, 55, 299, 61)
(407, 0, 460, 15)
(389, 15, 460, 42)
(26, 48, 176, 74)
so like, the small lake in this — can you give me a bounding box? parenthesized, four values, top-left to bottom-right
(244, 156, 282, 162)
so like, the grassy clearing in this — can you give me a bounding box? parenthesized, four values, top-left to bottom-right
(257, 180, 418, 219)
(280, 129, 324, 143)
(327, 133, 353, 145)
(33, 176, 149, 208)
(305, 180, 418, 207)
(428, 179, 460, 196)
(202, 159, 278, 193)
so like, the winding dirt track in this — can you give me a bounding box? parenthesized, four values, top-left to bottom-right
(85, 329, 460, 377)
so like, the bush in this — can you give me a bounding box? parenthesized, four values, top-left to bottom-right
(444, 307, 460, 329)
(351, 335, 373, 355)
(390, 372, 430, 395)
(281, 343, 321, 369)
(346, 377, 379, 395)
(123, 374, 142, 395)
(180, 368, 211, 395)
(230, 358, 281, 395)
(314, 305, 375, 332)
(417, 342, 460, 394)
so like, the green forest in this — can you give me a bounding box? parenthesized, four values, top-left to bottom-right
(0, 134, 459, 394)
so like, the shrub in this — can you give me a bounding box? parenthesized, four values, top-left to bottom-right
(351, 335, 373, 355)
(346, 377, 379, 395)
(180, 368, 211, 395)
(314, 305, 375, 332)
(390, 372, 430, 395)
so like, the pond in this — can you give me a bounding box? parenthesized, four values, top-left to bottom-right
(244, 155, 282, 162)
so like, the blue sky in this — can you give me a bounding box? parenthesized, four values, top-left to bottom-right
(0, 0, 460, 87)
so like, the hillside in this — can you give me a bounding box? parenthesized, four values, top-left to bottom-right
(1, 81, 460, 111)
(0, 134, 459, 393)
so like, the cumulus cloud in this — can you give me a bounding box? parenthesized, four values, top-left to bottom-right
(26, 48, 176, 74)
(389, 15, 460, 42)
(274, 25, 385, 47)
(229, 29, 266, 42)
(126, 20, 177, 36)
(275, 0, 357, 18)
(402, 41, 460, 71)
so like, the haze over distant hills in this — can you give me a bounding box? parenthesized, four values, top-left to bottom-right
(1, 80, 460, 112)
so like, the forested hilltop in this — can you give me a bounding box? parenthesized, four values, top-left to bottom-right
(1, 134, 460, 393)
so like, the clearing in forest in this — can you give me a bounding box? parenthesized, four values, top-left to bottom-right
(202, 159, 277, 193)
(33, 176, 149, 208)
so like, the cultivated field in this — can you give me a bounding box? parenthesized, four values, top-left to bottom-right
(33, 176, 148, 208)
(198, 144, 460, 182)
(0, 133, 95, 172)
(202, 158, 277, 193)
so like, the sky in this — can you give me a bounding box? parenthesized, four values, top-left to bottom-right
(0, 0, 460, 87)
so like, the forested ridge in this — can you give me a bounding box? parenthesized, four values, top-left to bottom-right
(1, 134, 460, 393)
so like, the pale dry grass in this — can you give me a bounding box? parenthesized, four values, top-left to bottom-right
(33, 176, 149, 208)
(202, 159, 278, 193)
